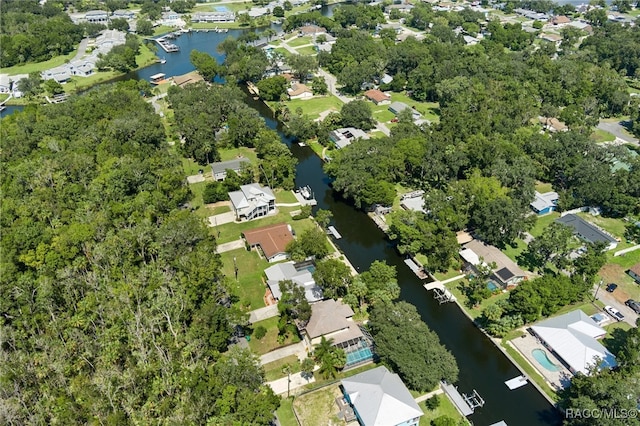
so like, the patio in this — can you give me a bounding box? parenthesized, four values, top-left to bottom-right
(509, 331, 573, 390)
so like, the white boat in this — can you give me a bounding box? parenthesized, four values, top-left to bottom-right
(158, 57, 167, 64)
(299, 186, 311, 199)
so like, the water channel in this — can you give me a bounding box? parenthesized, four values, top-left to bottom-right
(3, 11, 561, 423)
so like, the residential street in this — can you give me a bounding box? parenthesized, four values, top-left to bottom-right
(594, 281, 639, 327)
(597, 120, 639, 145)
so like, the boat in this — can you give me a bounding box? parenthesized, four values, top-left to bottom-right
(298, 185, 311, 200)
(150, 73, 166, 84)
(158, 57, 167, 64)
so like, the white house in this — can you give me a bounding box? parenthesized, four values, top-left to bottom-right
(264, 261, 323, 302)
(229, 183, 276, 221)
(210, 158, 250, 181)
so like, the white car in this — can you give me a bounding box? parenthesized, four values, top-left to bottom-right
(605, 305, 625, 322)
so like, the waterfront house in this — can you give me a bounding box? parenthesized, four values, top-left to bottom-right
(298, 24, 326, 36)
(211, 158, 250, 181)
(229, 183, 276, 221)
(330, 127, 369, 149)
(364, 89, 390, 105)
(627, 263, 640, 284)
(400, 190, 426, 214)
(530, 191, 559, 215)
(264, 261, 323, 302)
(341, 366, 423, 426)
(172, 72, 204, 88)
(192, 11, 235, 23)
(287, 83, 313, 100)
(531, 310, 617, 375)
(42, 66, 72, 83)
(460, 240, 527, 288)
(0, 75, 11, 94)
(538, 116, 568, 133)
(555, 214, 618, 250)
(243, 223, 293, 263)
(112, 9, 135, 20)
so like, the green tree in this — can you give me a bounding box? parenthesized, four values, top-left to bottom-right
(313, 258, 352, 299)
(43, 79, 64, 96)
(273, 6, 285, 17)
(108, 17, 130, 32)
(256, 76, 288, 101)
(190, 50, 219, 81)
(311, 76, 328, 95)
(313, 336, 346, 379)
(287, 54, 318, 83)
(340, 100, 374, 130)
(314, 209, 333, 228)
(17, 72, 43, 98)
(136, 18, 154, 36)
(286, 228, 330, 261)
(369, 301, 459, 391)
(521, 222, 574, 272)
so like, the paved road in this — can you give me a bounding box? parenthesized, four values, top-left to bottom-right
(249, 304, 279, 323)
(595, 283, 639, 327)
(597, 120, 639, 145)
(73, 38, 90, 62)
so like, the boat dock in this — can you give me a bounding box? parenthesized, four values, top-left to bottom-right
(505, 375, 528, 390)
(404, 258, 429, 280)
(150, 73, 167, 85)
(441, 382, 474, 417)
(155, 37, 179, 52)
(327, 226, 342, 239)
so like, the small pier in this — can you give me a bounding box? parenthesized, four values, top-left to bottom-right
(150, 73, 167, 85)
(404, 258, 429, 280)
(327, 226, 342, 239)
(293, 186, 317, 206)
(441, 382, 474, 417)
(424, 281, 456, 303)
(505, 375, 528, 390)
(155, 37, 179, 52)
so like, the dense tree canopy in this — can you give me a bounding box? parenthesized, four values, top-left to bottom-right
(0, 85, 279, 424)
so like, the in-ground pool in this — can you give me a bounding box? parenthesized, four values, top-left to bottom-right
(532, 349, 560, 372)
(215, 6, 230, 12)
(487, 281, 500, 291)
(346, 347, 373, 366)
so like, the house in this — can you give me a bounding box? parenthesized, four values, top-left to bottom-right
(298, 24, 326, 36)
(388, 101, 421, 120)
(112, 9, 135, 20)
(162, 11, 180, 22)
(229, 183, 276, 221)
(243, 223, 294, 262)
(240, 7, 269, 18)
(539, 116, 568, 132)
(192, 12, 235, 23)
(400, 190, 426, 214)
(550, 15, 571, 26)
(384, 3, 415, 14)
(463, 35, 480, 45)
(329, 127, 369, 149)
(85, 10, 109, 23)
(304, 300, 373, 365)
(68, 60, 94, 77)
(341, 366, 423, 426)
(460, 240, 527, 288)
(364, 89, 390, 105)
(530, 191, 559, 215)
(264, 261, 323, 302)
(531, 310, 617, 375)
(287, 83, 313, 100)
(540, 33, 563, 44)
(627, 263, 640, 284)
(0, 74, 11, 94)
(210, 157, 250, 181)
(172, 71, 204, 88)
(380, 73, 393, 85)
(556, 214, 618, 250)
(567, 21, 592, 33)
(42, 66, 71, 83)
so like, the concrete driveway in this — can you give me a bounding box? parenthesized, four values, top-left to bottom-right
(595, 283, 639, 327)
(597, 120, 639, 146)
(208, 211, 236, 227)
(259, 341, 308, 365)
(249, 304, 279, 323)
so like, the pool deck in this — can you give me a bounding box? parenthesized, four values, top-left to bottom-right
(509, 332, 573, 390)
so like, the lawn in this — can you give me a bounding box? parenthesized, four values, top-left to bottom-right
(274, 95, 344, 120)
(248, 316, 301, 355)
(598, 262, 640, 302)
(591, 128, 616, 143)
(372, 105, 396, 124)
(603, 321, 633, 354)
(420, 394, 469, 426)
(181, 156, 204, 176)
(275, 190, 298, 204)
(389, 92, 440, 123)
(529, 212, 561, 237)
(534, 181, 554, 193)
(502, 238, 528, 263)
(292, 384, 343, 426)
(210, 204, 230, 215)
(445, 281, 511, 320)
(153, 25, 176, 37)
(433, 267, 465, 282)
(220, 248, 268, 311)
(264, 355, 302, 381)
(295, 45, 317, 56)
(1, 50, 77, 76)
(274, 47, 292, 58)
(287, 36, 313, 48)
(219, 146, 258, 162)
(276, 397, 298, 426)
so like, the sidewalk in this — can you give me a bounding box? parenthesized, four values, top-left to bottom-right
(414, 387, 443, 403)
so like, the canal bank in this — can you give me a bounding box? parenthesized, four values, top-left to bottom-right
(2, 24, 561, 425)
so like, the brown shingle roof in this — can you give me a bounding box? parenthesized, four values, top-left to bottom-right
(629, 263, 640, 277)
(243, 223, 294, 260)
(288, 83, 312, 97)
(305, 299, 359, 340)
(173, 71, 204, 87)
(364, 89, 390, 103)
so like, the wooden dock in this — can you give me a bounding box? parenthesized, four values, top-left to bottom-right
(327, 226, 342, 239)
(404, 258, 429, 280)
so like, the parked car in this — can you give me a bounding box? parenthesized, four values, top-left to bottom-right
(625, 299, 640, 315)
(605, 305, 625, 322)
(606, 283, 618, 293)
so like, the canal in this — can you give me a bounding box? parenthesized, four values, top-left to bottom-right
(4, 13, 561, 424)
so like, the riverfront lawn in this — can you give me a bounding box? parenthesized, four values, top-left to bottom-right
(219, 146, 258, 162)
(248, 316, 301, 355)
(288, 36, 313, 47)
(275, 190, 298, 204)
(273, 95, 343, 120)
(220, 248, 268, 311)
(419, 395, 467, 426)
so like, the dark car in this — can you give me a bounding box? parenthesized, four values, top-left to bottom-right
(606, 283, 618, 293)
(626, 299, 640, 315)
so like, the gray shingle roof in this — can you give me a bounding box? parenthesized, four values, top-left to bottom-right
(210, 158, 250, 175)
(556, 214, 617, 245)
(342, 366, 423, 426)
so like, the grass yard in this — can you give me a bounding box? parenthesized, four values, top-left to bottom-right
(219, 146, 258, 162)
(534, 181, 554, 193)
(554, 301, 600, 317)
(433, 267, 465, 282)
(295, 45, 317, 56)
(210, 204, 231, 215)
(372, 106, 396, 124)
(293, 384, 343, 426)
(287, 36, 313, 47)
(445, 282, 511, 319)
(275, 190, 298, 204)
(276, 397, 298, 426)
(274, 47, 292, 58)
(181, 156, 204, 176)
(502, 339, 559, 402)
(153, 25, 176, 36)
(502, 238, 528, 263)
(248, 316, 301, 355)
(598, 262, 640, 302)
(192, 1, 253, 12)
(591, 128, 616, 143)
(276, 95, 344, 120)
(263, 355, 302, 381)
(529, 212, 561, 237)
(307, 140, 327, 159)
(419, 394, 469, 426)
(603, 321, 633, 355)
(1, 50, 77, 76)
(220, 248, 268, 311)
(389, 92, 440, 123)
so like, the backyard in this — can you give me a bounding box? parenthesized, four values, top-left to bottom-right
(219, 247, 268, 311)
(292, 385, 343, 426)
(419, 395, 469, 426)
(271, 95, 343, 120)
(263, 355, 302, 381)
(248, 316, 301, 355)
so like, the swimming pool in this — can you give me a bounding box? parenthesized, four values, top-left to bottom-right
(215, 6, 230, 12)
(305, 265, 316, 274)
(346, 347, 373, 366)
(487, 281, 500, 291)
(532, 349, 560, 372)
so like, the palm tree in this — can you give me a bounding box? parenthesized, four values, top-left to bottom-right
(313, 336, 334, 362)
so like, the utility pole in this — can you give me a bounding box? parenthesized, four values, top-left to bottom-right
(234, 256, 238, 280)
(593, 279, 603, 302)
